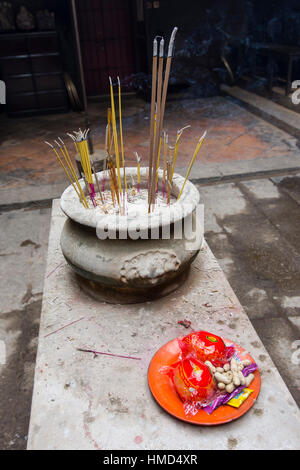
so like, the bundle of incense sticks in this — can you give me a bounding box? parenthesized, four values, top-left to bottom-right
(68, 129, 97, 207)
(45, 138, 89, 208)
(148, 27, 178, 211)
(146, 27, 208, 208)
(45, 26, 208, 214)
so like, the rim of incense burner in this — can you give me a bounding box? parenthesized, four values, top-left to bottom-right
(60, 167, 200, 232)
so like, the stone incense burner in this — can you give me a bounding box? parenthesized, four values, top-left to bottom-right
(60, 168, 202, 303)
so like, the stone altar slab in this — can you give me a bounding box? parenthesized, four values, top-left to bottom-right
(27, 200, 300, 450)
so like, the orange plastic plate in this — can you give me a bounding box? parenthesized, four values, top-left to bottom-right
(148, 337, 261, 425)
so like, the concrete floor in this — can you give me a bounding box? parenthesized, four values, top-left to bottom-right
(201, 175, 300, 407)
(0, 94, 300, 449)
(1, 94, 299, 196)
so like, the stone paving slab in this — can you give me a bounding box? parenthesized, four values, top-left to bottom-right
(200, 177, 300, 405)
(0, 206, 51, 449)
(0, 207, 51, 313)
(221, 85, 300, 139)
(1, 96, 300, 203)
(27, 200, 300, 450)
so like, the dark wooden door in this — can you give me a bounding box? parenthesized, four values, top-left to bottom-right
(76, 0, 135, 96)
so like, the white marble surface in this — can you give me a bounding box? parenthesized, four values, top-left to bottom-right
(27, 200, 300, 450)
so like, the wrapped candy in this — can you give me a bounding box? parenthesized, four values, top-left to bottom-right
(173, 357, 215, 404)
(178, 330, 234, 367)
(202, 363, 258, 414)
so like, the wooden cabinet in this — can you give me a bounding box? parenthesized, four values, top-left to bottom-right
(0, 31, 68, 116)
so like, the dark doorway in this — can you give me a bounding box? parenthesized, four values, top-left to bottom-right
(76, 0, 136, 96)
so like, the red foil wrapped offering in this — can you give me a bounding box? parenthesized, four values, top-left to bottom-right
(178, 330, 234, 366)
(173, 357, 215, 404)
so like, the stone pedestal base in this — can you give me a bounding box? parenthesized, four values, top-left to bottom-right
(74, 268, 191, 304)
(60, 217, 200, 304)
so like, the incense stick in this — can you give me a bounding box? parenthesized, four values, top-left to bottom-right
(157, 29, 177, 133)
(131, 175, 136, 196)
(44, 27, 211, 218)
(105, 132, 116, 207)
(135, 152, 141, 193)
(154, 27, 178, 190)
(162, 131, 168, 197)
(166, 159, 172, 204)
(171, 125, 191, 182)
(72, 129, 97, 207)
(109, 77, 122, 194)
(150, 27, 178, 209)
(149, 37, 164, 211)
(108, 156, 120, 205)
(102, 125, 109, 193)
(90, 156, 105, 206)
(117, 77, 127, 192)
(107, 108, 112, 148)
(148, 37, 158, 205)
(155, 135, 162, 194)
(177, 131, 207, 200)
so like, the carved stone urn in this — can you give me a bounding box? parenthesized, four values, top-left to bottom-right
(60, 168, 202, 303)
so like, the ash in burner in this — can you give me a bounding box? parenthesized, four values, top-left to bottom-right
(93, 188, 176, 217)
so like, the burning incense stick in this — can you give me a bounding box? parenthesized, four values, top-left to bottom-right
(135, 152, 141, 192)
(155, 136, 162, 193)
(117, 77, 127, 192)
(167, 159, 172, 204)
(109, 77, 122, 194)
(158, 28, 177, 133)
(148, 37, 158, 205)
(177, 131, 207, 200)
(150, 27, 178, 209)
(149, 37, 164, 210)
(154, 27, 178, 196)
